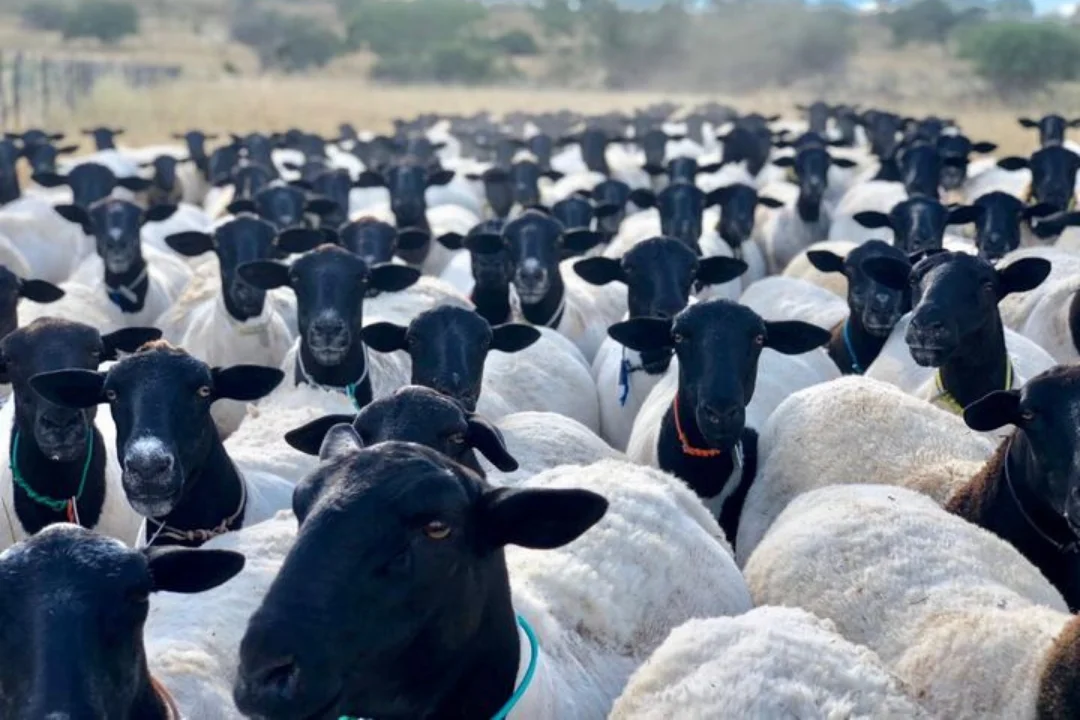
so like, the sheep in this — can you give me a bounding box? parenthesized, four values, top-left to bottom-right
(846, 195, 978, 254)
(440, 220, 519, 321)
(498, 210, 627, 362)
(609, 606, 931, 720)
(285, 385, 622, 486)
(156, 218, 325, 437)
(695, 182, 779, 292)
(862, 250, 1056, 425)
(966, 191, 1060, 260)
(780, 239, 856, 297)
(735, 375, 996, 564)
(38, 155, 151, 209)
(0, 193, 93, 284)
(1018, 114, 1080, 148)
(603, 181, 720, 260)
(0, 523, 246, 719)
(141, 154, 191, 207)
(743, 483, 1080, 720)
(41, 199, 193, 331)
(0, 319, 156, 550)
(762, 144, 859, 272)
(30, 341, 293, 548)
(828, 180, 908, 245)
(362, 304, 601, 430)
(233, 439, 752, 719)
(996, 247, 1080, 365)
(574, 238, 748, 449)
(612, 299, 835, 543)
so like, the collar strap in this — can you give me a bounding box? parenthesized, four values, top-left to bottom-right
(842, 319, 865, 375)
(106, 265, 149, 307)
(933, 360, 1014, 416)
(146, 471, 247, 545)
(1003, 436, 1080, 553)
(150, 675, 181, 720)
(530, 291, 566, 330)
(618, 346, 644, 407)
(673, 395, 724, 458)
(296, 346, 369, 411)
(338, 615, 539, 720)
(10, 429, 94, 521)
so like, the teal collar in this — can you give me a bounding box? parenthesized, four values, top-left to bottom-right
(296, 348, 368, 412)
(339, 614, 539, 720)
(842, 319, 864, 375)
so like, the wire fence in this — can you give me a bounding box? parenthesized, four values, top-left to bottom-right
(0, 51, 182, 128)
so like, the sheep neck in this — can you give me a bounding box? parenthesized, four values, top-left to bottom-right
(471, 280, 513, 327)
(104, 254, 150, 314)
(518, 271, 565, 329)
(1068, 290, 1080, 358)
(395, 213, 432, 267)
(828, 317, 887, 375)
(936, 313, 1011, 411)
(294, 340, 373, 409)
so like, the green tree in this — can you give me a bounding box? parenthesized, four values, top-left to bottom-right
(62, 0, 139, 44)
(882, 0, 957, 46)
(20, 0, 68, 32)
(956, 21, 1080, 97)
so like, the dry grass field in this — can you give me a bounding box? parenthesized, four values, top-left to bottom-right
(1, 4, 1080, 157)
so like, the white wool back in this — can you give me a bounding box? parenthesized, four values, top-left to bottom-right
(781, 239, 856, 298)
(758, 202, 834, 275)
(18, 281, 122, 334)
(541, 259, 627, 364)
(592, 336, 667, 452)
(146, 510, 297, 720)
(0, 399, 140, 551)
(366, 275, 473, 326)
(998, 247, 1080, 364)
(0, 232, 30, 278)
(609, 607, 930, 720)
(482, 328, 600, 431)
(961, 166, 1030, 205)
(627, 347, 840, 469)
(174, 293, 295, 438)
(0, 197, 93, 283)
(482, 412, 622, 487)
(139, 203, 214, 261)
(828, 180, 907, 245)
(414, 205, 479, 277)
(505, 458, 752, 718)
(744, 484, 1072, 720)
(735, 376, 995, 564)
(738, 275, 848, 331)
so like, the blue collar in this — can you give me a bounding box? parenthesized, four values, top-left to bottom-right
(340, 615, 539, 720)
(842, 319, 864, 375)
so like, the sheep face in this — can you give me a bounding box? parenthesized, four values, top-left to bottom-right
(247, 185, 309, 232)
(339, 220, 398, 269)
(526, 132, 553, 171)
(774, 146, 839, 223)
(999, 146, 1080, 215)
(238, 244, 419, 370)
(3, 319, 158, 463)
(33, 163, 151, 211)
(966, 366, 1080, 534)
(640, 128, 670, 172)
(809, 240, 910, 338)
(308, 168, 351, 227)
(970, 192, 1060, 260)
(82, 126, 122, 151)
(21, 140, 77, 176)
(503, 211, 565, 304)
(1018, 114, 1079, 148)
(229, 163, 274, 201)
(362, 305, 539, 412)
(859, 110, 903, 160)
(147, 155, 182, 195)
(470, 167, 514, 219)
(591, 179, 631, 237)
(234, 439, 605, 720)
(87, 199, 146, 274)
(862, 252, 1050, 368)
(509, 160, 543, 209)
(719, 124, 771, 177)
(712, 183, 783, 252)
(831, 105, 860, 147)
(936, 134, 996, 192)
(552, 195, 594, 233)
(31, 345, 281, 518)
(208, 144, 242, 187)
(854, 197, 975, 255)
(629, 182, 709, 254)
(0, 267, 63, 345)
(171, 129, 216, 173)
(609, 300, 829, 451)
(578, 126, 611, 173)
(284, 386, 518, 475)
(0, 524, 242, 719)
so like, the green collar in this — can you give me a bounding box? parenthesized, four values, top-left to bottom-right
(10, 429, 94, 517)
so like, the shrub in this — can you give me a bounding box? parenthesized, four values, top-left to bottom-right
(342, 0, 487, 57)
(231, 9, 342, 72)
(61, 0, 139, 44)
(20, 0, 68, 32)
(882, 0, 957, 47)
(956, 21, 1080, 97)
(494, 30, 539, 57)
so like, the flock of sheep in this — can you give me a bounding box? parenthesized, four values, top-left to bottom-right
(0, 99, 1079, 718)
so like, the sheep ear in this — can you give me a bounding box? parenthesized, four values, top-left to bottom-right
(465, 233, 505, 255)
(997, 157, 1030, 172)
(54, 204, 93, 235)
(117, 176, 152, 192)
(319, 423, 364, 463)
(166, 231, 215, 257)
(1022, 202, 1058, 220)
(305, 198, 340, 217)
(238, 261, 290, 290)
(427, 169, 455, 187)
(491, 324, 540, 353)
(573, 257, 625, 286)
(832, 157, 858, 169)
(757, 196, 785, 209)
(143, 204, 178, 224)
(362, 322, 409, 353)
(227, 199, 257, 216)
(369, 264, 420, 293)
(102, 327, 162, 359)
(607, 317, 674, 353)
(562, 229, 604, 254)
(963, 390, 1022, 432)
(478, 486, 607, 550)
(436, 232, 465, 251)
(144, 547, 245, 594)
(806, 250, 845, 275)
(465, 415, 518, 471)
(861, 255, 911, 291)
(762, 320, 831, 355)
(1018, 117, 1039, 129)
(629, 189, 657, 209)
(29, 369, 106, 409)
(593, 202, 621, 218)
(354, 170, 386, 188)
(971, 141, 997, 154)
(284, 414, 356, 456)
(32, 172, 68, 188)
(996, 257, 1051, 299)
(18, 279, 64, 303)
(277, 228, 324, 255)
(772, 156, 795, 168)
(695, 257, 747, 286)
(853, 211, 891, 230)
(210, 365, 284, 402)
(947, 205, 980, 226)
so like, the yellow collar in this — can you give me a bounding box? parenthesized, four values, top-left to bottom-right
(933, 361, 1014, 416)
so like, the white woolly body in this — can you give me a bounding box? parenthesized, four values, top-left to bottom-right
(0, 399, 140, 551)
(609, 606, 930, 720)
(828, 180, 907, 245)
(480, 412, 623, 486)
(414, 204, 480, 277)
(744, 484, 1073, 720)
(738, 275, 849, 331)
(758, 202, 833, 275)
(626, 348, 840, 469)
(0, 196, 93, 283)
(592, 336, 668, 452)
(735, 375, 996, 564)
(543, 259, 628, 363)
(998, 247, 1080, 364)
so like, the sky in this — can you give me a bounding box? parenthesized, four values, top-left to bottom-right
(806, 0, 1070, 11)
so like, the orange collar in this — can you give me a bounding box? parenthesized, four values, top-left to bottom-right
(150, 675, 180, 720)
(673, 395, 724, 458)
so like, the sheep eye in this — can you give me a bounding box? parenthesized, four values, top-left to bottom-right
(423, 521, 451, 540)
(754, 334, 765, 346)
(447, 432, 465, 446)
(672, 333, 685, 344)
(1020, 409, 1036, 422)
(105, 389, 117, 401)
(197, 386, 212, 398)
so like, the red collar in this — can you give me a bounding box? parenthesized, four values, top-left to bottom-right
(673, 395, 724, 458)
(150, 675, 180, 720)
